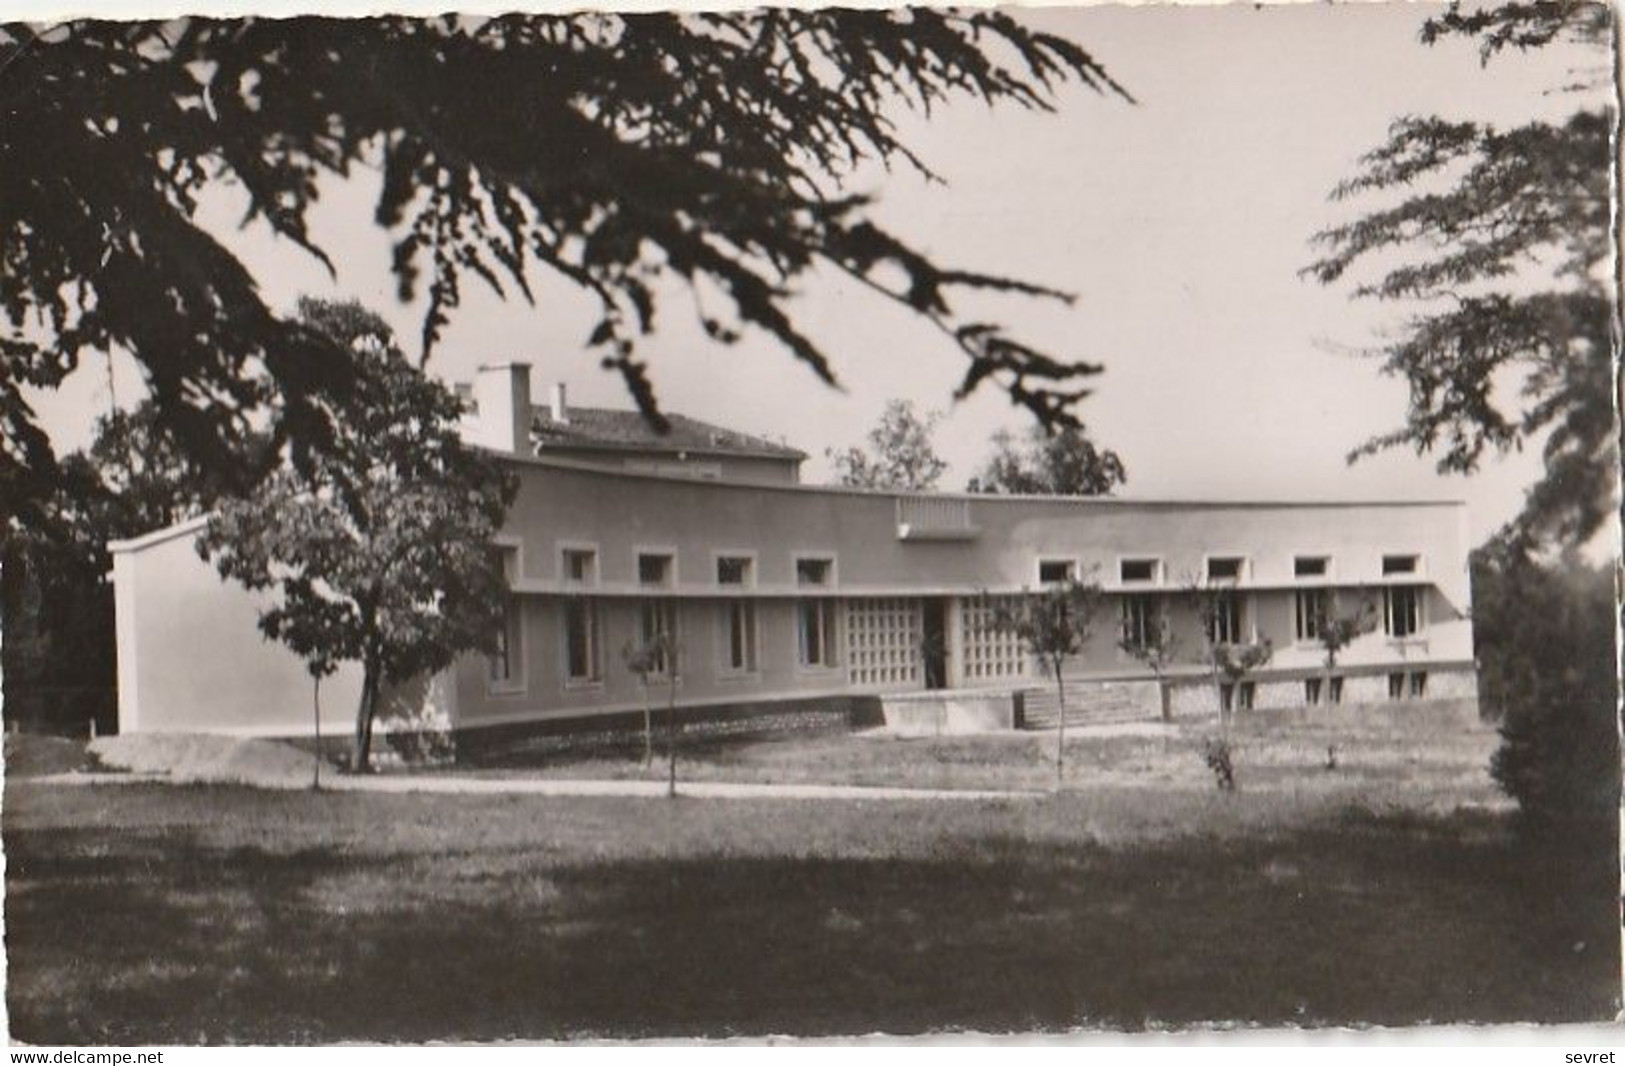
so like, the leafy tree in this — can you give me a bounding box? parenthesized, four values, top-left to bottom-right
(1474, 544, 1618, 824)
(2, 13, 1127, 534)
(1308, 591, 1378, 705)
(1181, 573, 1270, 724)
(1305, 0, 1615, 551)
(1212, 639, 1274, 716)
(967, 425, 1126, 496)
(988, 577, 1102, 790)
(1117, 602, 1180, 720)
(197, 298, 515, 771)
(826, 400, 947, 491)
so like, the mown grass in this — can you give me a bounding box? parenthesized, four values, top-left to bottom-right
(468, 714, 1505, 810)
(5, 721, 1618, 1042)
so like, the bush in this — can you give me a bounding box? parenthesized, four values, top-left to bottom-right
(1202, 736, 1235, 791)
(1476, 549, 1620, 823)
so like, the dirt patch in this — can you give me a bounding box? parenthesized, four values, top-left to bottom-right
(89, 734, 324, 789)
(4, 735, 95, 778)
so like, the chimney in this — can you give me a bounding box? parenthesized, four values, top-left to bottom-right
(472, 362, 532, 455)
(549, 382, 569, 425)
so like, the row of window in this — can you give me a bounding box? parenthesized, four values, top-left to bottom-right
(559, 546, 830, 590)
(1117, 584, 1425, 648)
(1049, 553, 1423, 588)
(492, 585, 1431, 693)
(555, 546, 1425, 591)
(501, 595, 838, 688)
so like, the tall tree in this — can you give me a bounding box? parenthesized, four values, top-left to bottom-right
(197, 298, 515, 771)
(966, 425, 1126, 496)
(2, 13, 1128, 534)
(826, 400, 947, 491)
(1305, 0, 1615, 552)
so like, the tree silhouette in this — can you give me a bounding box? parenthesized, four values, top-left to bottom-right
(2, 13, 1128, 534)
(1306, 0, 1614, 552)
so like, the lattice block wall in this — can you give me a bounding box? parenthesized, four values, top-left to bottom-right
(960, 595, 1030, 683)
(846, 598, 922, 688)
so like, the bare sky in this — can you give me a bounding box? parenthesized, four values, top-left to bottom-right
(27, 2, 1612, 547)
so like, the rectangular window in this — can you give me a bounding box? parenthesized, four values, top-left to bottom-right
(1388, 672, 1406, 701)
(1038, 559, 1076, 586)
(1238, 681, 1255, 711)
(1208, 591, 1243, 645)
(1294, 556, 1329, 579)
(1120, 594, 1157, 647)
(716, 555, 753, 587)
(489, 597, 523, 686)
(1328, 676, 1344, 705)
(796, 557, 833, 587)
(1410, 671, 1428, 699)
(723, 599, 757, 674)
(1382, 554, 1419, 576)
(798, 599, 839, 668)
(1119, 558, 1160, 584)
(1304, 677, 1322, 706)
(1295, 589, 1327, 642)
(1207, 556, 1245, 582)
(1385, 585, 1422, 638)
(637, 552, 674, 588)
(564, 599, 600, 683)
(639, 599, 677, 676)
(563, 548, 597, 585)
(1219, 683, 1234, 713)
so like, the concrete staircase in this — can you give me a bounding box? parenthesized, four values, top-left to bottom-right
(1020, 675, 1160, 729)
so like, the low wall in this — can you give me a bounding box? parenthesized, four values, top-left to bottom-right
(454, 694, 879, 764)
(878, 690, 1021, 736)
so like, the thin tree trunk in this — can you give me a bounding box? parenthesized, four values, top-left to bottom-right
(351, 668, 378, 773)
(312, 675, 322, 791)
(1054, 661, 1066, 792)
(641, 681, 653, 768)
(666, 672, 679, 798)
(1157, 672, 1171, 721)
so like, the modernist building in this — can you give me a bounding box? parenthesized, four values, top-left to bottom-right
(109, 363, 1479, 742)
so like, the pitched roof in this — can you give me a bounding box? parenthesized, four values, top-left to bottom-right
(530, 405, 807, 461)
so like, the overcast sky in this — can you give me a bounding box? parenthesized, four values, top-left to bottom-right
(27, 2, 1609, 548)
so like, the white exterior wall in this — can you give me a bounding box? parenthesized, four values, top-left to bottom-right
(109, 520, 365, 737)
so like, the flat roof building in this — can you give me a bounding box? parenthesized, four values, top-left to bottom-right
(110, 363, 1478, 745)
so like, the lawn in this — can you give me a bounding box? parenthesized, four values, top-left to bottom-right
(4, 723, 1619, 1042)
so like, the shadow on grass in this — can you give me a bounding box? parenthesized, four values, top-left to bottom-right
(5, 802, 1617, 1043)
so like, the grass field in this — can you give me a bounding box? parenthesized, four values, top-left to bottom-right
(4, 722, 1619, 1042)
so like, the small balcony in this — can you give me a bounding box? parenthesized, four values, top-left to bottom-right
(895, 495, 979, 542)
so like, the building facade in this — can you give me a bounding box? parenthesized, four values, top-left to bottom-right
(110, 364, 1478, 741)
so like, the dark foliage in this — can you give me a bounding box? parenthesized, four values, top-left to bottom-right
(1475, 545, 1619, 824)
(2, 12, 1126, 534)
(966, 424, 1126, 496)
(1305, 1, 1616, 550)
